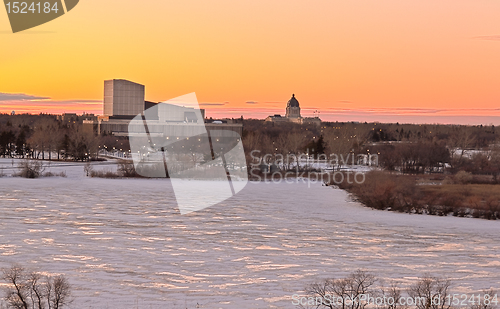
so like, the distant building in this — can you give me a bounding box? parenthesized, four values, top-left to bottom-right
(265, 94, 321, 125)
(285, 94, 301, 119)
(59, 113, 77, 123)
(58, 113, 97, 123)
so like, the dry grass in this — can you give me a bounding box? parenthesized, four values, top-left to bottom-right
(421, 184, 500, 219)
(89, 170, 120, 178)
(421, 184, 500, 200)
(43, 171, 67, 177)
(335, 171, 500, 220)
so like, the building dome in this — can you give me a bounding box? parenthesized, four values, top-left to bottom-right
(287, 94, 299, 107)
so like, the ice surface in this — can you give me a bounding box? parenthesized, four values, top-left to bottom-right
(0, 159, 499, 308)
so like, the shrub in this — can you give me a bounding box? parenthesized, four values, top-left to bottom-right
(83, 162, 93, 177)
(16, 160, 44, 178)
(117, 161, 140, 177)
(43, 171, 67, 177)
(87, 161, 145, 178)
(335, 171, 420, 212)
(454, 170, 473, 184)
(89, 170, 120, 178)
(485, 198, 499, 220)
(334, 171, 500, 219)
(442, 176, 454, 185)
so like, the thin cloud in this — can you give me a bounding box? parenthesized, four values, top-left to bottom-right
(317, 107, 500, 116)
(473, 35, 500, 41)
(246, 101, 258, 105)
(0, 98, 104, 115)
(0, 92, 50, 101)
(199, 102, 226, 106)
(54, 99, 101, 103)
(339, 100, 352, 104)
(5, 99, 102, 106)
(207, 106, 500, 118)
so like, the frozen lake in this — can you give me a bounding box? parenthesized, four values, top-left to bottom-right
(0, 159, 499, 308)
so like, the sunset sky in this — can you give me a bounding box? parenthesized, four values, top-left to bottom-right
(1, 0, 500, 124)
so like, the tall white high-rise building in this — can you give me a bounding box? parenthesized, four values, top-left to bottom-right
(103, 79, 145, 116)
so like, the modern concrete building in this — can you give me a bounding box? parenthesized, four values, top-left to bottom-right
(103, 79, 145, 117)
(84, 79, 242, 138)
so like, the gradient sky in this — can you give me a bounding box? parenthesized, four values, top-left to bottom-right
(1, 0, 500, 124)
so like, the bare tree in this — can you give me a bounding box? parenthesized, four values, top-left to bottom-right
(1, 266, 71, 309)
(70, 128, 99, 161)
(48, 276, 71, 309)
(274, 132, 308, 170)
(450, 126, 476, 165)
(379, 283, 406, 309)
(27, 128, 46, 160)
(408, 275, 452, 309)
(351, 124, 372, 153)
(286, 132, 308, 170)
(324, 127, 351, 156)
(83, 161, 93, 177)
(303, 270, 376, 309)
(28, 272, 45, 309)
(468, 290, 497, 309)
(288, 132, 308, 155)
(2, 265, 29, 309)
(323, 126, 359, 169)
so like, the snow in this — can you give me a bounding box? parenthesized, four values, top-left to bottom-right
(0, 158, 499, 308)
(452, 148, 491, 159)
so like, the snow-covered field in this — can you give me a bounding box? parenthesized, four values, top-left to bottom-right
(0, 159, 499, 308)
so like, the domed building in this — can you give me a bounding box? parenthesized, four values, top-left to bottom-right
(285, 94, 301, 119)
(265, 94, 321, 125)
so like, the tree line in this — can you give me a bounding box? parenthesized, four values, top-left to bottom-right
(242, 119, 500, 174)
(2, 114, 500, 174)
(0, 114, 128, 161)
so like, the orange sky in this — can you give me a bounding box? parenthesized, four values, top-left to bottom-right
(1, 0, 500, 124)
